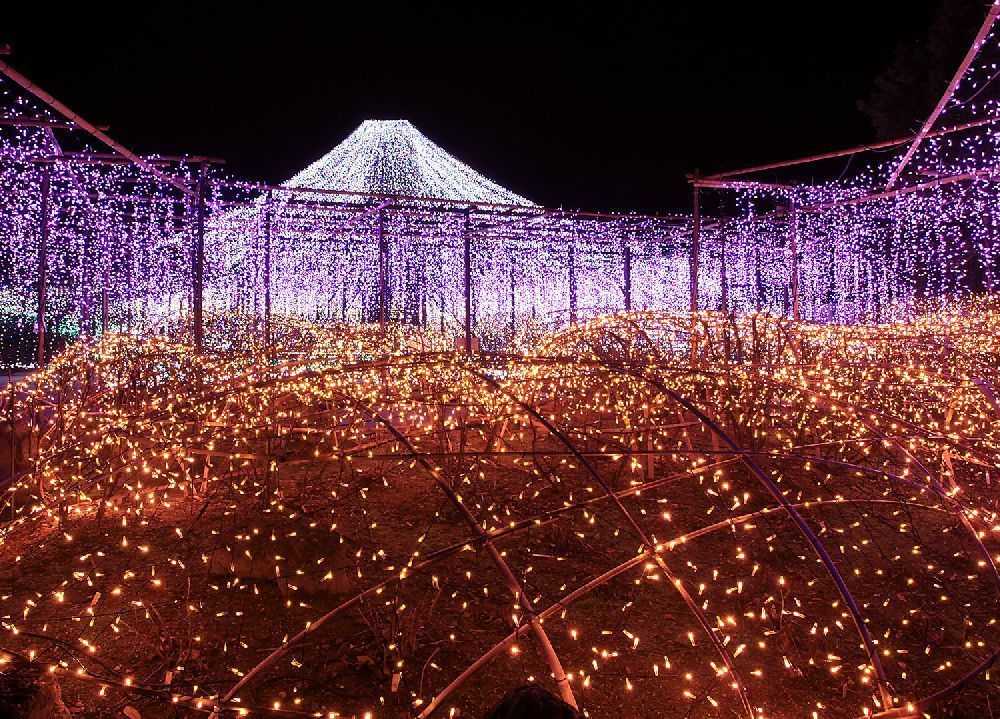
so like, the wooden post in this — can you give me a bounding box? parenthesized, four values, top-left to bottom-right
(377, 208, 387, 329)
(827, 237, 836, 319)
(125, 233, 134, 332)
(754, 243, 763, 313)
(690, 185, 700, 315)
(7, 378, 15, 493)
(439, 244, 445, 335)
(80, 230, 93, 338)
(36, 162, 51, 368)
(689, 183, 701, 362)
(420, 256, 428, 328)
(403, 254, 413, 325)
(568, 236, 577, 325)
(719, 231, 729, 314)
(623, 241, 632, 312)
(463, 210, 472, 353)
(192, 163, 206, 352)
(262, 189, 273, 350)
(719, 230, 732, 360)
(509, 261, 516, 337)
(101, 281, 109, 334)
(789, 201, 800, 322)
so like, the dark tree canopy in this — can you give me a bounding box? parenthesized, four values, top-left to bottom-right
(859, 0, 988, 139)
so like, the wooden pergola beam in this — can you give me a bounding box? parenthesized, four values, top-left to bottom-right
(0, 59, 195, 197)
(703, 115, 1000, 183)
(804, 166, 998, 212)
(0, 117, 78, 130)
(886, 2, 1000, 189)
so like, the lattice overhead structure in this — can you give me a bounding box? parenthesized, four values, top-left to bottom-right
(0, 58, 203, 366)
(0, 75, 693, 363)
(5, 1, 1000, 363)
(203, 177, 691, 354)
(689, 2, 1000, 324)
(2, 5, 1000, 719)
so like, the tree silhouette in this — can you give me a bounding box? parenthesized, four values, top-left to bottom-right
(859, 0, 987, 139)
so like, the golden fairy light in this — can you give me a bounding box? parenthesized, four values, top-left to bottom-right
(0, 304, 999, 718)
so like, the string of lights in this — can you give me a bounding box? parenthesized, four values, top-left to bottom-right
(1, 4, 1000, 718)
(1, 307, 1000, 718)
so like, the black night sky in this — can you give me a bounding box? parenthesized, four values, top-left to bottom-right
(2, 1, 986, 212)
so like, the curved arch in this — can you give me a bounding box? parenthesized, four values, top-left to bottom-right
(419, 495, 952, 718)
(611, 362, 894, 708)
(599, 316, 1000, 711)
(460, 363, 756, 719)
(587, 319, 896, 709)
(213, 378, 578, 715)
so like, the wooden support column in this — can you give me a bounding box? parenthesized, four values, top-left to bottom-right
(690, 185, 700, 314)
(719, 232, 729, 314)
(689, 184, 701, 362)
(420, 256, 428, 328)
(341, 281, 348, 322)
(827, 237, 837, 318)
(509, 260, 516, 337)
(192, 163, 206, 352)
(403, 254, 413, 325)
(789, 201, 800, 322)
(125, 229, 134, 332)
(754, 243, 763, 313)
(377, 208, 387, 329)
(80, 229, 93, 338)
(623, 241, 632, 312)
(262, 189, 273, 350)
(438, 244, 445, 334)
(36, 162, 51, 368)
(463, 210, 472, 353)
(719, 229, 732, 360)
(101, 278, 109, 334)
(568, 236, 577, 324)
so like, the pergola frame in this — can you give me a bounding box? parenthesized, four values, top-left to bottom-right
(2, 0, 1000, 365)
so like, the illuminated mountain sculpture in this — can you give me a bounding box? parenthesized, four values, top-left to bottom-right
(284, 119, 534, 205)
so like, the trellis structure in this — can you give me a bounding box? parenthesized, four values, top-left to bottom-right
(0, 64, 693, 364)
(4, 3, 1000, 364)
(202, 179, 693, 353)
(688, 2, 1000, 323)
(3, 7, 1000, 719)
(205, 23, 1000, 338)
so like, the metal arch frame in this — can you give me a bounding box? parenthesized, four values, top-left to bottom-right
(211, 373, 578, 714)
(5, 308, 1000, 718)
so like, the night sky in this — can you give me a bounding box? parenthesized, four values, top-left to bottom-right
(2, 1, 981, 212)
